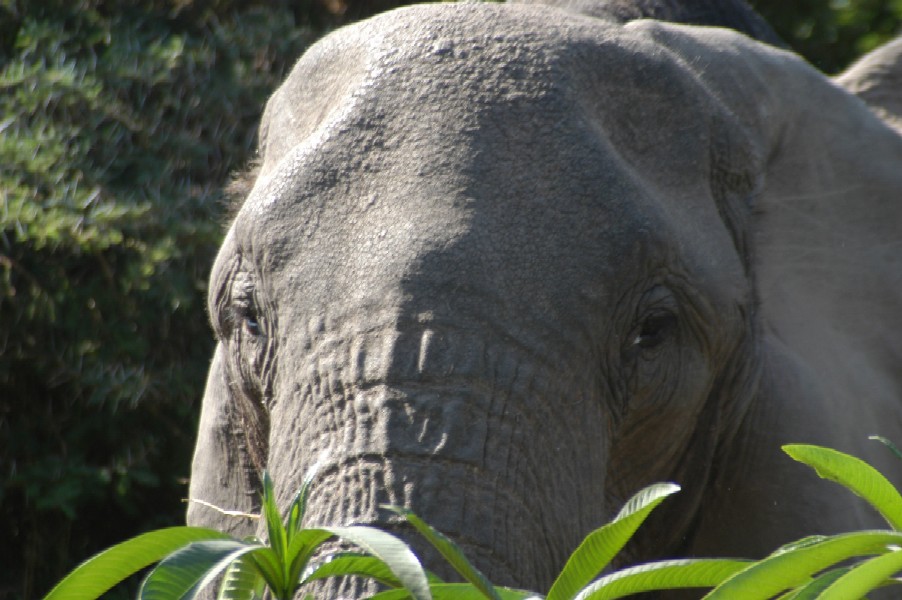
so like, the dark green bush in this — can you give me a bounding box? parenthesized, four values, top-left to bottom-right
(0, 1, 311, 597)
(751, 0, 902, 73)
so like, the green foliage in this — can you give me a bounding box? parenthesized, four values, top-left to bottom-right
(45, 439, 902, 599)
(45, 465, 434, 599)
(1, 1, 312, 597)
(46, 470, 710, 599)
(751, 0, 902, 73)
(43, 527, 233, 600)
(545, 484, 682, 600)
(700, 440, 902, 599)
(383, 483, 747, 600)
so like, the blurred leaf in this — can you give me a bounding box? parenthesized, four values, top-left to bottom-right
(546, 483, 681, 600)
(218, 555, 266, 600)
(43, 527, 231, 600)
(386, 505, 500, 600)
(784, 444, 902, 530)
(817, 550, 902, 598)
(317, 525, 432, 600)
(139, 540, 261, 600)
(703, 531, 902, 598)
(369, 583, 540, 600)
(572, 559, 750, 599)
(304, 553, 407, 588)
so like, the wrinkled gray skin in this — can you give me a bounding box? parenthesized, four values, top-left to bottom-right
(188, 2, 902, 596)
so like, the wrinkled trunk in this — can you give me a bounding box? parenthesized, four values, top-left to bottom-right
(262, 325, 610, 596)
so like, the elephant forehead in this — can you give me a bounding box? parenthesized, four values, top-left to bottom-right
(252, 2, 718, 180)
(233, 3, 750, 312)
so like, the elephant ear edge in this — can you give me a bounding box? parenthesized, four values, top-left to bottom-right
(835, 36, 902, 136)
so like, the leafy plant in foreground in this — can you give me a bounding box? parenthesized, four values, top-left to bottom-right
(43, 466, 431, 600)
(696, 437, 902, 599)
(47, 467, 739, 599)
(385, 439, 902, 599)
(47, 438, 902, 599)
(379, 483, 749, 600)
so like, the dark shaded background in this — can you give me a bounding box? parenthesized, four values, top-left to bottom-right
(1, 0, 899, 597)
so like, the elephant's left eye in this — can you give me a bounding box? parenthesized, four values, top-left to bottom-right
(634, 312, 677, 350)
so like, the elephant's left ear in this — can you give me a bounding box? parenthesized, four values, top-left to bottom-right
(629, 21, 902, 392)
(835, 36, 902, 135)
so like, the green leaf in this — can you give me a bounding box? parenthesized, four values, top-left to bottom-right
(284, 528, 334, 593)
(248, 547, 286, 598)
(703, 530, 902, 599)
(369, 583, 541, 600)
(304, 553, 406, 587)
(139, 540, 262, 600)
(546, 483, 680, 600)
(870, 436, 902, 462)
(320, 525, 432, 600)
(784, 444, 902, 530)
(218, 554, 266, 600)
(44, 526, 231, 600)
(780, 567, 852, 599)
(818, 549, 902, 599)
(385, 506, 501, 600)
(572, 559, 751, 600)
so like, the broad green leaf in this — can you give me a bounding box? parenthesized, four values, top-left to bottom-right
(572, 559, 750, 600)
(546, 483, 680, 600)
(780, 567, 851, 599)
(139, 540, 261, 600)
(248, 547, 286, 597)
(218, 554, 266, 600)
(322, 525, 432, 600)
(284, 528, 334, 592)
(304, 553, 405, 587)
(870, 436, 902, 462)
(771, 536, 829, 555)
(385, 506, 501, 600)
(784, 444, 902, 530)
(703, 530, 902, 599)
(369, 583, 541, 600)
(44, 526, 231, 600)
(818, 548, 902, 599)
(303, 552, 446, 587)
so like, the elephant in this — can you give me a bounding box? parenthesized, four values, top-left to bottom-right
(187, 1, 902, 596)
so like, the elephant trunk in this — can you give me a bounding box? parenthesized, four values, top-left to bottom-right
(264, 324, 610, 595)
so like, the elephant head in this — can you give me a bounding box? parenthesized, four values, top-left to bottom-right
(187, 3, 902, 595)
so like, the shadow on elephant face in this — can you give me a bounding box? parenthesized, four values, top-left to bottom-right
(188, 2, 902, 595)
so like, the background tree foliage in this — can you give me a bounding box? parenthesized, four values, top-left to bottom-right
(0, 0, 899, 598)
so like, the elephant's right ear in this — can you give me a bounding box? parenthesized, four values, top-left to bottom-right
(632, 21, 902, 410)
(187, 344, 261, 537)
(835, 36, 902, 135)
